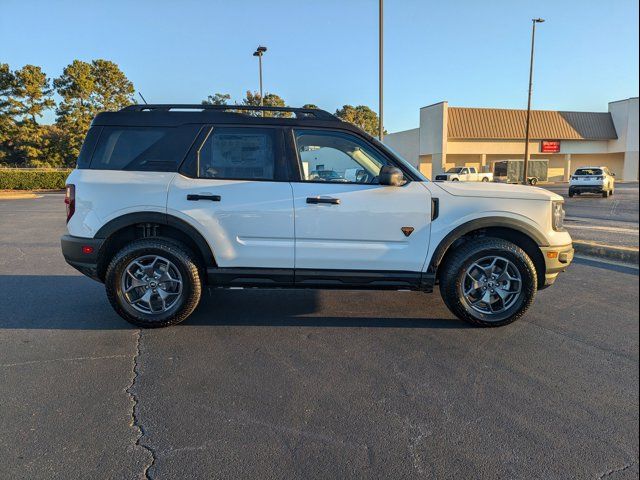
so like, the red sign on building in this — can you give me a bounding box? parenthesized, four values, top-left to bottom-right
(540, 140, 561, 153)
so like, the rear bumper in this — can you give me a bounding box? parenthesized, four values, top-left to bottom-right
(569, 184, 604, 193)
(61, 234, 104, 282)
(540, 244, 574, 288)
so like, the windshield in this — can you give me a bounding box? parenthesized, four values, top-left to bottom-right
(446, 167, 464, 173)
(575, 168, 603, 176)
(315, 170, 341, 179)
(381, 144, 428, 181)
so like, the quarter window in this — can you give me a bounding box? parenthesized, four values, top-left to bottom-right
(89, 125, 199, 171)
(294, 130, 389, 184)
(198, 128, 275, 180)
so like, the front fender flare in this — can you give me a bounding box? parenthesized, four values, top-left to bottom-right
(426, 216, 548, 275)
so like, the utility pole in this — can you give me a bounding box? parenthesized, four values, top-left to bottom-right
(379, 0, 384, 141)
(253, 46, 267, 114)
(523, 18, 544, 185)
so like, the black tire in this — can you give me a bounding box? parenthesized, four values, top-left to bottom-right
(528, 177, 538, 186)
(481, 177, 490, 182)
(105, 238, 202, 328)
(439, 237, 537, 327)
(451, 178, 460, 181)
(568, 189, 574, 198)
(602, 190, 609, 198)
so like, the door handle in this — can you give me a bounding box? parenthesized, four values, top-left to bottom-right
(187, 194, 221, 202)
(306, 197, 340, 205)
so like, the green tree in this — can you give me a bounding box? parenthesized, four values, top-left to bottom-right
(91, 59, 135, 111)
(301, 103, 319, 110)
(241, 90, 291, 117)
(202, 93, 231, 105)
(335, 105, 385, 137)
(54, 59, 135, 165)
(6, 65, 55, 166)
(54, 60, 97, 165)
(12, 65, 55, 122)
(36, 124, 66, 167)
(0, 63, 16, 164)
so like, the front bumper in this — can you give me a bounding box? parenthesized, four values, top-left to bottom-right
(61, 234, 104, 281)
(540, 244, 574, 288)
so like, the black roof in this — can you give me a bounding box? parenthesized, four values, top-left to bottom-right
(89, 104, 421, 180)
(91, 104, 363, 132)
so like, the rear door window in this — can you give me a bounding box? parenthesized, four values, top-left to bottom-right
(197, 127, 277, 180)
(89, 125, 200, 171)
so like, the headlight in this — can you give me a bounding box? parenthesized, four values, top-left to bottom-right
(552, 200, 565, 231)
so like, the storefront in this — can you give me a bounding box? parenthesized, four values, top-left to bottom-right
(385, 97, 638, 181)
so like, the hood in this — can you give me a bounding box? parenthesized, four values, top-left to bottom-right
(433, 181, 562, 201)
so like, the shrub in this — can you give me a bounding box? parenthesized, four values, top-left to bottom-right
(0, 169, 73, 190)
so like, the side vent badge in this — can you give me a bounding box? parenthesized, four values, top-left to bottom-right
(401, 227, 414, 237)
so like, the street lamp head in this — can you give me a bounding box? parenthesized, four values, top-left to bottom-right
(252, 51, 260, 57)
(257, 46, 267, 53)
(533, 18, 545, 23)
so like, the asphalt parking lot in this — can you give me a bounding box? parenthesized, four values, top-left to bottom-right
(1, 194, 638, 480)
(543, 182, 639, 249)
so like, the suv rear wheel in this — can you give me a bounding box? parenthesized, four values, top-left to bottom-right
(105, 238, 202, 327)
(439, 238, 537, 327)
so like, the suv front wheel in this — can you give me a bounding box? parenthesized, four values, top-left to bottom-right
(439, 238, 537, 327)
(105, 238, 202, 327)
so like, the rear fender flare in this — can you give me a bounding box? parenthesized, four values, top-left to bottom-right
(95, 212, 216, 267)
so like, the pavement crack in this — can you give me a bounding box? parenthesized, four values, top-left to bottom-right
(599, 462, 635, 479)
(126, 330, 157, 479)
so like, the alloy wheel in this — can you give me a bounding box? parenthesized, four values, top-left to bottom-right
(462, 255, 522, 317)
(120, 255, 183, 314)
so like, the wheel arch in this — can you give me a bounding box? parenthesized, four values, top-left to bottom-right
(94, 212, 216, 281)
(428, 217, 548, 289)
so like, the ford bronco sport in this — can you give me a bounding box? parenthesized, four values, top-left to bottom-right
(61, 104, 573, 328)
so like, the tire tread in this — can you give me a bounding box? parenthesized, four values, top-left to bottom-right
(439, 237, 537, 327)
(105, 238, 202, 328)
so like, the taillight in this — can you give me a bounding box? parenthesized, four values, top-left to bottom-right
(65, 184, 75, 223)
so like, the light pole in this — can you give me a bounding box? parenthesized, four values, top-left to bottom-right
(522, 18, 544, 185)
(379, 0, 384, 141)
(253, 45, 267, 110)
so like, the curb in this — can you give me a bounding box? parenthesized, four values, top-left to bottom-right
(0, 192, 41, 200)
(573, 241, 639, 265)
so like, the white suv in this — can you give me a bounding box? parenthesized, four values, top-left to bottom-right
(569, 166, 615, 198)
(61, 105, 573, 328)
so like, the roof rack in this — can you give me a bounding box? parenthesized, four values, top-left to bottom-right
(121, 104, 338, 121)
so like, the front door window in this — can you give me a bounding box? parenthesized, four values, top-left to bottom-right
(294, 130, 390, 184)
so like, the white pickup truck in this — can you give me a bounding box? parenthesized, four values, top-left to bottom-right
(435, 167, 493, 182)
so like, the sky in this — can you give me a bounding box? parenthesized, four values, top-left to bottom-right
(1, 0, 638, 132)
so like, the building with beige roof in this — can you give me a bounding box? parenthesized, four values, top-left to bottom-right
(384, 97, 638, 182)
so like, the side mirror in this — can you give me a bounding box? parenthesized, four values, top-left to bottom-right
(379, 166, 404, 186)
